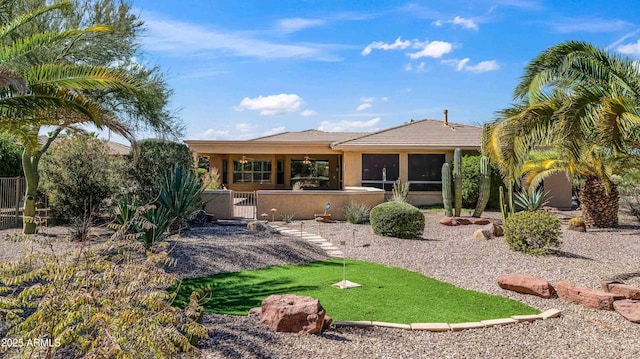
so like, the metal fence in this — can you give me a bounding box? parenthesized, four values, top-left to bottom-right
(232, 191, 256, 219)
(0, 177, 25, 229)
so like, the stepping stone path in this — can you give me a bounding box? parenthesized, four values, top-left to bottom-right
(270, 224, 344, 258)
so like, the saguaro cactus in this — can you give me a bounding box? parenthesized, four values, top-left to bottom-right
(453, 148, 462, 217)
(441, 162, 453, 217)
(472, 155, 491, 218)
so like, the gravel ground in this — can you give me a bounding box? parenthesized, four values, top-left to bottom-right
(191, 212, 640, 359)
(2, 213, 640, 358)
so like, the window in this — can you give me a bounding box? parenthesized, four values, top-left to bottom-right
(408, 154, 445, 191)
(233, 160, 271, 184)
(291, 159, 330, 188)
(362, 154, 399, 190)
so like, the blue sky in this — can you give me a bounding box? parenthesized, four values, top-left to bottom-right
(129, 0, 640, 141)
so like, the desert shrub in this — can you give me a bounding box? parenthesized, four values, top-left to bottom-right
(0, 133, 23, 177)
(112, 198, 172, 248)
(504, 211, 561, 254)
(344, 202, 371, 224)
(614, 169, 640, 221)
(370, 201, 425, 239)
(281, 213, 295, 223)
(40, 136, 126, 226)
(461, 155, 502, 209)
(129, 139, 194, 201)
(0, 234, 207, 358)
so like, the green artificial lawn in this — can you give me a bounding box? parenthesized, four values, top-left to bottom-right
(174, 259, 538, 324)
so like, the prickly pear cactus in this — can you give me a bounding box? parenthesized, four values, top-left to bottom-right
(441, 163, 453, 217)
(453, 148, 462, 217)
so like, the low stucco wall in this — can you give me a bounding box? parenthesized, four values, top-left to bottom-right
(202, 190, 233, 220)
(390, 192, 443, 207)
(543, 172, 573, 210)
(257, 187, 385, 221)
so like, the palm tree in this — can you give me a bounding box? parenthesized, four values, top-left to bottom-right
(485, 41, 640, 227)
(0, 0, 167, 233)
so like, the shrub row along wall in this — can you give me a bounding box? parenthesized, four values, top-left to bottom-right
(257, 187, 385, 221)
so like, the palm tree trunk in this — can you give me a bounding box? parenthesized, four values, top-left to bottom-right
(579, 177, 619, 228)
(22, 149, 39, 234)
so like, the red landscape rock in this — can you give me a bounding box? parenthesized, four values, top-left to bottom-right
(457, 218, 472, 225)
(602, 281, 640, 300)
(439, 217, 458, 226)
(469, 218, 491, 225)
(323, 315, 333, 330)
(259, 294, 328, 334)
(248, 307, 261, 318)
(556, 281, 625, 310)
(483, 222, 504, 237)
(613, 300, 640, 323)
(498, 274, 556, 298)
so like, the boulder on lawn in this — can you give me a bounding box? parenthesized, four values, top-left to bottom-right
(498, 274, 556, 299)
(613, 300, 640, 323)
(556, 281, 625, 310)
(259, 294, 328, 334)
(602, 281, 640, 300)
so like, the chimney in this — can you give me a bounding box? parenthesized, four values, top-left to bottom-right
(443, 109, 449, 126)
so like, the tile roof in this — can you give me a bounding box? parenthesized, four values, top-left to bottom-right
(331, 119, 482, 149)
(250, 129, 368, 143)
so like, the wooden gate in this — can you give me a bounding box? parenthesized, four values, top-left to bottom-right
(232, 191, 256, 219)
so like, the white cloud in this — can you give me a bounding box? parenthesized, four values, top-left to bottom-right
(416, 62, 426, 73)
(466, 60, 500, 73)
(360, 97, 375, 103)
(235, 123, 254, 132)
(381, 97, 389, 102)
(143, 15, 340, 61)
(300, 109, 317, 117)
(617, 40, 640, 56)
(356, 103, 372, 111)
(236, 94, 304, 116)
(262, 126, 286, 136)
(277, 18, 325, 33)
(550, 18, 629, 34)
(434, 16, 478, 31)
(408, 41, 453, 59)
(318, 118, 381, 132)
(404, 63, 413, 71)
(362, 37, 411, 55)
(442, 58, 499, 73)
(199, 129, 231, 139)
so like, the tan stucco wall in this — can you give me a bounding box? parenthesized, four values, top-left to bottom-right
(543, 172, 573, 210)
(256, 187, 385, 221)
(342, 149, 460, 186)
(202, 190, 233, 219)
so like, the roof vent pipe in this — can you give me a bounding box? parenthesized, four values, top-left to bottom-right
(444, 109, 448, 126)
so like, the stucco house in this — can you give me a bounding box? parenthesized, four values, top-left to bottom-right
(186, 114, 572, 210)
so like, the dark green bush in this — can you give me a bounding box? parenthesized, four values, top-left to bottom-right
(461, 155, 502, 209)
(370, 201, 425, 239)
(504, 211, 562, 254)
(0, 133, 22, 177)
(344, 202, 371, 224)
(40, 136, 126, 223)
(129, 139, 194, 201)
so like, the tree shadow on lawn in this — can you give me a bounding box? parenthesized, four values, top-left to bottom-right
(611, 271, 640, 281)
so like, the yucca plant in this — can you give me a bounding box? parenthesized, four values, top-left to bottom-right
(391, 179, 410, 202)
(514, 187, 551, 211)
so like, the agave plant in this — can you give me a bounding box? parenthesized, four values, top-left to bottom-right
(157, 165, 205, 230)
(514, 187, 552, 211)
